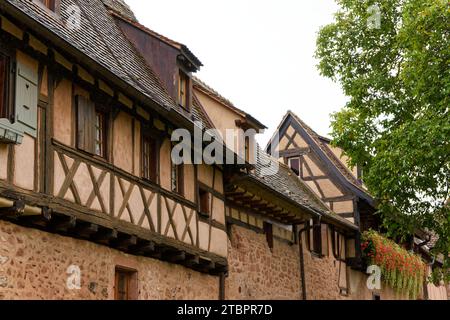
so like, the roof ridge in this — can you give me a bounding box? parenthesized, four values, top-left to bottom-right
(288, 111, 363, 185)
(101, 0, 137, 21)
(109, 9, 183, 49)
(192, 76, 242, 114)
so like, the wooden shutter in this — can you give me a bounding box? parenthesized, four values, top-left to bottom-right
(313, 222, 322, 255)
(264, 222, 274, 250)
(15, 59, 38, 136)
(0, 55, 7, 119)
(76, 95, 95, 153)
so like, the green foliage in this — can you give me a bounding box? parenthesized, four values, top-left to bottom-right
(362, 230, 427, 299)
(316, 0, 450, 281)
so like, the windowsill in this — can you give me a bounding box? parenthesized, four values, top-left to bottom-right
(0, 120, 24, 144)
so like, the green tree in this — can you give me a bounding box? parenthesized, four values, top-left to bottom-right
(316, 0, 449, 281)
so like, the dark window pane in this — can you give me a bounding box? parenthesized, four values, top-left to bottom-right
(0, 55, 7, 118)
(199, 188, 210, 215)
(289, 158, 300, 176)
(142, 136, 157, 182)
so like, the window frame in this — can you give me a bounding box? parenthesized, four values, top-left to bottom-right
(75, 95, 110, 160)
(36, 0, 60, 14)
(244, 136, 250, 162)
(171, 162, 184, 196)
(94, 108, 107, 159)
(307, 219, 323, 256)
(198, 187, 211, 217)
(0, 45, 15, 123)
(178, 70, 190, 110)
(114, 267, 137, 300)
(141, 134, 159, 183)
(288, 157, 300, 176)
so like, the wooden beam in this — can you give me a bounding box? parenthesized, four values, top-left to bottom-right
(198, 258, 215, 273)
(73, 222, 98, 239)
(0, 200, 25, 218)
(184, 254, 200, 267)
(232, 195, 257, 202)
(129, 240, 156, 255)
(51, 215, 76, 233)
(225, 191, 247, 198)
(114, 234, 138, 251)
(164, 250, 186, 263)
(20, 207, 52, 227)
(93, 228, 118, 244)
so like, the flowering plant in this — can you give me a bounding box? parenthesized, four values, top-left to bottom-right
(361, 230, 427, 299)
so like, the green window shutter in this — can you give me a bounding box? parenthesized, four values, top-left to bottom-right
(15, 60, 38, 136)
(76, 95, 95, 153)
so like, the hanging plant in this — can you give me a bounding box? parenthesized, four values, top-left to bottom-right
(361, 230, 427, 299)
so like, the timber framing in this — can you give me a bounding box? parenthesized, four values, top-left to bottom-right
(267, 113, 373, 206)
(0, 184, 227, 274)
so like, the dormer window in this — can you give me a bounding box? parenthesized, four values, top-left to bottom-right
(178, 70, 190, 109)
(37, 0, 58, 12)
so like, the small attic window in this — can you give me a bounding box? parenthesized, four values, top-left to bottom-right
(37, 0, 58, 12)
(178, 70, 190, 110)
(288, 157, 300, 176)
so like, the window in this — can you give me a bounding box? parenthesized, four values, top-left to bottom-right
(264, 222, 274, 250)
(114, 267, 137, 300)
(76, 95, 108, 158)
(171, 162, 184, 195)
(307, 219, 322, 256)
(199, 188, 210, 216)
(178, 70, 189, 109)
(244, 136, 250, 162)
(94, 110, 107, 158)
(38, 0, 57, 11)
(142, 135, 158, 182)
(0, 52, 12, 121)
(288, 157, 300, 176)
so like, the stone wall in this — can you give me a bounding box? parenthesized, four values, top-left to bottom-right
(225, 223, 417, 301)
(225, 225, 301, 300)
(0, 220, 218, 300)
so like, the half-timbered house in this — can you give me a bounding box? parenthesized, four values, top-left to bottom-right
(0, 0, 446, 301)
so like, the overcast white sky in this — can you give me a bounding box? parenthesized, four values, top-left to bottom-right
(127, 0, 348, 145)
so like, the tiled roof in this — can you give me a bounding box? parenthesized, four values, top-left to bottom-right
(101, 0, 136, 21)
(193, 77, 266, 129)
(192, 94, 214, 130)
(4, 0, 181, 113)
